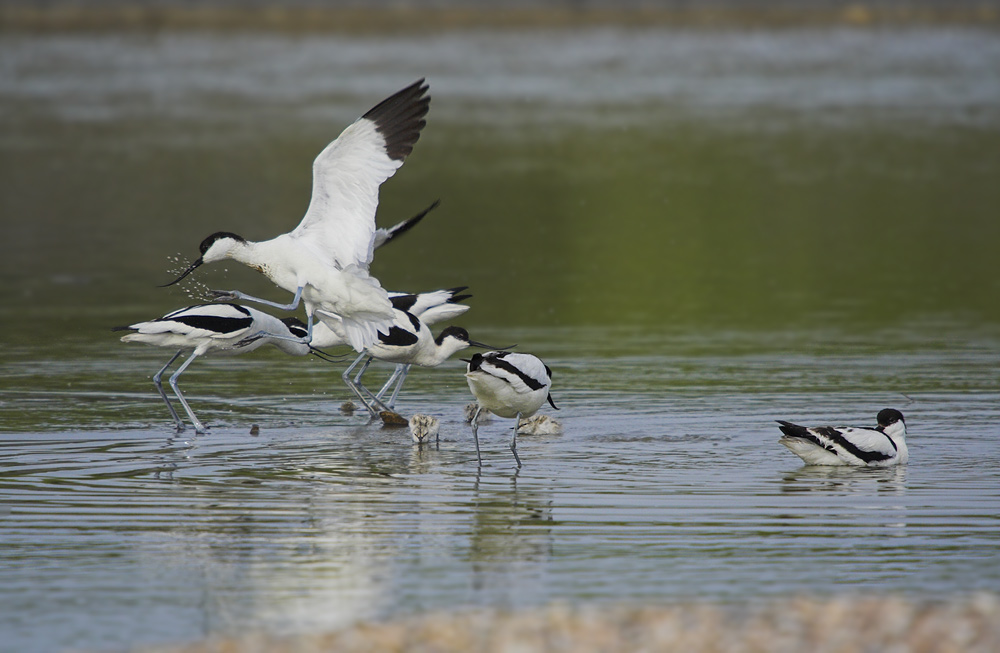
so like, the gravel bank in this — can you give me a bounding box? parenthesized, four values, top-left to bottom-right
(139, 595, 1000, 653)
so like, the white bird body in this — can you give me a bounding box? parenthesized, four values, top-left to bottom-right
(308, 286, 471, 351)
(465, 352, 555, 419)
(118, 303, 309, 357)
(341, 305, 496, 419)
(116, 303, 320, 433)
(164, 80, 431, 353)
(218, 235, 393, 350)
(366, 310, 475, 367)
(465, 351, 558, 467)
(777, 409, 908, 467)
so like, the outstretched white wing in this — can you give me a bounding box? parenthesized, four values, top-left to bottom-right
(289, 79, 430, 270)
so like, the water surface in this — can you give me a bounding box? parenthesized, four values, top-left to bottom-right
(2, 26, 1000, 652)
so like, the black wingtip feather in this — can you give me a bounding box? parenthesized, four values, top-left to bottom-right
(381, 199, 440, 245)
(362, 79, 430, 161)
(776, 420, 808, 438)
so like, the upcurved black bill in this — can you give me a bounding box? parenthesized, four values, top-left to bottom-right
(309, 347, 350, 364)
(159, 257, 203, 287)
(469, 340, 516, 351)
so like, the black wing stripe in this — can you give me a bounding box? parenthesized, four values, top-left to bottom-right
(379, 326, 419, 347)
(489, 357, 545, 391)
(168, 315, 253, 334)
(404, 312, 422, 332)
(778, 421, 838, 454)
(814, 426, 893, 463)
(390, 294, 418, 311)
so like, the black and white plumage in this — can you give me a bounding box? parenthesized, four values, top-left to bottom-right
(776, 408, 908, 466)
(308, 286, 471, 349)
(387, 286, 472, 325)
(161, 80, 431, 353)
(464, 351, 558, 467)
(115, 303, 325, 434)
(307, 286, 472, 416)
(339, 305, 499, 420)
(372, 199, 439, 250)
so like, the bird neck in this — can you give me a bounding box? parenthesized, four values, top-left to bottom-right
(226, 239, 262, 266)
(418, 338, 468, 367)
(224, 239, 284, 283)
(882, 422, 906, 442)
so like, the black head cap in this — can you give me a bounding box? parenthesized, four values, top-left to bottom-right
(436, 326, 470, 345)
(199, 231, 245, 255)
(281, 317, 308, 339)
(877, 408, 905, 427)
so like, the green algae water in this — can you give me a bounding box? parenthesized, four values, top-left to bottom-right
(1, 26, 1000, 651)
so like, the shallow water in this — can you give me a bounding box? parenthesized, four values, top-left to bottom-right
(2, 26, 1000, 652)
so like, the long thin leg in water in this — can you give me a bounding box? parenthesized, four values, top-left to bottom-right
(352, 357, 400, 416)
(153, 351, 185, 432)
(342, 352, 381, 418)
(373, 364, 410, 409)
(509, 412, 523, 468)
(168, 352, 208, 434)
(384, 364, 411, 410)
(470, 405, 484, 467)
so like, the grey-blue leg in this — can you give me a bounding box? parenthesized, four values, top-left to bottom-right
(342, 352, 382, 419)
(168, 352, 208, 434)
(470, 405, 484, 466)
(209, 285, 304, 312)
(383, 364, 412, 410)
(373, 364, 410, 410)
(510, 412, 523, 468)
(231, 292, 314, 348)
(153, 351, 185, 432)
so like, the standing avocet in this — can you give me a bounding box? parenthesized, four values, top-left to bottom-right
(340, 308, 503, 419)
(161, 79, 431, 352)
(116, 303, 336, 434)
(776, 408, 908, 466)
(305, 286, 471, 410)
(464, 351, 557, 467)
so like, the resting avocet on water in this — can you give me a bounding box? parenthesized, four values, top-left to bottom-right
(341, 308, 503, 419)
(464, 351, 557, 467)
(161, 79, 431, 352)
(776, 408, 908, 466)
(115, 303, 335, 434)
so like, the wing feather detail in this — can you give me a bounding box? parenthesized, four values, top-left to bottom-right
(290, 80, 430, 271)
